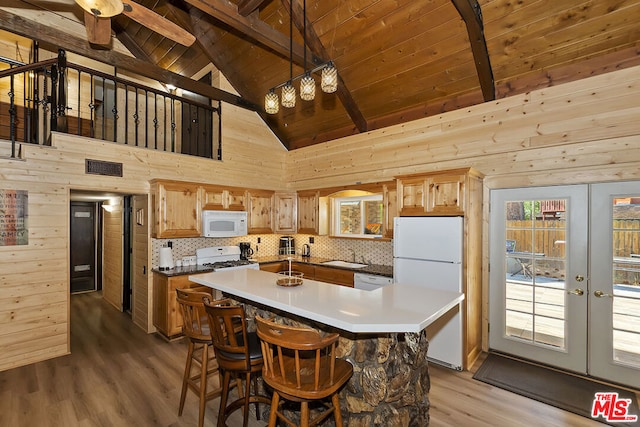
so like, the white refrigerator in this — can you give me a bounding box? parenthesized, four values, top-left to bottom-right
(393, 216, 464, 370)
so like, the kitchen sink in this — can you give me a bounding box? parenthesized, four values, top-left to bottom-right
(321, 260, 369, 269)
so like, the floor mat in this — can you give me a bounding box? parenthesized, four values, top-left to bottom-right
(473, 353, 639, 426)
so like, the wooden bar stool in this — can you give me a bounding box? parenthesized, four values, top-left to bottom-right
(255, 316, 354, 427)
(176, 288, 222, 427)
(203, 297, 271, 427)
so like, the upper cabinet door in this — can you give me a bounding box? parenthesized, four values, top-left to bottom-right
(397, 168, 482, 216)
(152, 180, 201, 238)
(427, 172, 466, 215)
(226, 189, 247, 211)
(247, 190, 274, 234)
(397, 177, 428, 216)
(297, 191, 319, 235)
(274, 192, 297, 234)
(383, 184, 397, 238)
(201, 185, 246, 211)
(201, 185, 226, 210)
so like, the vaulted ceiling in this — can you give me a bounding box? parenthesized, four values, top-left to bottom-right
(3, 0, 640, 150)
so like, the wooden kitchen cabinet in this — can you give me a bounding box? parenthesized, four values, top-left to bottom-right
(292, 262, 315, 279)
(396, 167, 484, 369)
(247, 190, 274, 234)
(259, 262, 353, 287)
(274, 192, 297, 233)
(397, 176, 428, 216)
(427, 170, 468, 214)
(153, 273, 210, 340)
(297, 191, 319, 234)
(313, 265, 354, 287)
(259, 262, 286, 273)
(396, 168, 482, 216)
(151, 179, 201, 238)
(200, 184, 246, 211)
(383, 183, 397, 238)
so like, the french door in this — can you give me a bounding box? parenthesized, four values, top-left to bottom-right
(489, 183, 640, 388)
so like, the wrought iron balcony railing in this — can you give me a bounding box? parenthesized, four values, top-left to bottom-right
(0, 49, 221, 160)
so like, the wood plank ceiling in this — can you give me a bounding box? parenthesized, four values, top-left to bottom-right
(3, 0, 640, 150)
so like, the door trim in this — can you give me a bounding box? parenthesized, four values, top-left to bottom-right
(489, 185, 589, 373)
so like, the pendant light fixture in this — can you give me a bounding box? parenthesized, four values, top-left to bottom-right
(264, 89, 279, 114)
(299, 0, 315, 101)
(281, 0, 296, 108)
(321, 61, 338, 93)
(264, 0, 338, 114)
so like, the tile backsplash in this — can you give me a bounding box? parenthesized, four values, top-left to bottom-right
(152, 234, 393, 268)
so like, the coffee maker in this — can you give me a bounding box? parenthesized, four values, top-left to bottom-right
(278, 236, 295, 255)
(239, 242, 254, 260)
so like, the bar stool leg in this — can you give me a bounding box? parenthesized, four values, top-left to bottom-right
(300, 401, 310, 427)
(217, 370, 231, 427)
(268, 392, 280, 427)
(332, 393, 344, 427)
(178, 341, 194, 416)
(198, 344, 209, 427)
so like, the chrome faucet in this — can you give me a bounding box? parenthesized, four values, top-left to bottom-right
(361, 255, 372, 266)
(348, 248, 355, 262)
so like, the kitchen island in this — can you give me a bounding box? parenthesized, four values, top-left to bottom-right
(190, 269, 463, 426)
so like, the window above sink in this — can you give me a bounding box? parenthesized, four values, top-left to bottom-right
(331, 191, 383, 239)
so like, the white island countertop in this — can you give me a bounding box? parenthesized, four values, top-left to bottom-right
(190, 269, 464, 334)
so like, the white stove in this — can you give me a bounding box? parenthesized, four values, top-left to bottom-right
(196, 246, 259, 271)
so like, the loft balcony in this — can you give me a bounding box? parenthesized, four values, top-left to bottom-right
(0, 49, 221, 160)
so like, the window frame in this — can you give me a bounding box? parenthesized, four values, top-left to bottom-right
(331, 193, 384, 239)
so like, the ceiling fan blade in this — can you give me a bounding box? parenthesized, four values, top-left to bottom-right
(84, 10, 112, 45)
(121, 2, 196, 47)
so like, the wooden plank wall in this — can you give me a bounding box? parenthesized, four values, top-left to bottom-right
(287, 64, 640, 354)
(102, 200, 123, 311)
(0, 96, 286, 371)
(132, 194, 152, 332)
(287, 66, 640, 190)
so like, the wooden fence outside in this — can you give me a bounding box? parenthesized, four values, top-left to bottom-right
(506, 219, 640, 258)
(506, 219, 640, 285)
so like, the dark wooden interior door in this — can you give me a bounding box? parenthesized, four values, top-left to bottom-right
(181, 72, 213, 158)
(70, 202, 96, 293)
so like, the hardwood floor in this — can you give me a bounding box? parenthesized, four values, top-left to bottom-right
(1, 292, 637, 426)
(428, 359, 616, 427)
(0, 292, 263, 427)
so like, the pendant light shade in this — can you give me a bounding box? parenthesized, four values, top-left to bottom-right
(265, 90, 279, 114)
(300, 74, 316, 101)
(75, 0, 123, 17)
(281, 83, 296, 108)
(321, 63, 338, 93)
(263, 0, 338, 113)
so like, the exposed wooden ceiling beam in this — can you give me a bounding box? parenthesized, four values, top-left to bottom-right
(282, 0, 368, 133)
(237, 0, 269, 16)
(178, 6, 292, 148)
(0, 9, 260, 111)
(182, 0, 324, 66)
(112, 22, 150, 61)
(450, 0, 495, 102)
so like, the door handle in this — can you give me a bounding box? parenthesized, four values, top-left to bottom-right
(567, 288, 584, 296)
(594, 290, 613, 298)
(575, 275, 585, 282)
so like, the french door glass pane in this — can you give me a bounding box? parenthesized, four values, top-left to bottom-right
(505, 199, 567, 349)
(611, 197, 640, 367)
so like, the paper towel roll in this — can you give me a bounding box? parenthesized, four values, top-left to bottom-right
(159, 247, 174, 270)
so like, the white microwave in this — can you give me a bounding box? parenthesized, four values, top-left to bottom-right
(202, 210, 248, 237)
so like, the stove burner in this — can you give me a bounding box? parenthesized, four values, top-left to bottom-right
(203, 260, 253, 269)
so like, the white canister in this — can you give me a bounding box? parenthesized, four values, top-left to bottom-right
(159, 247, 174, 270)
